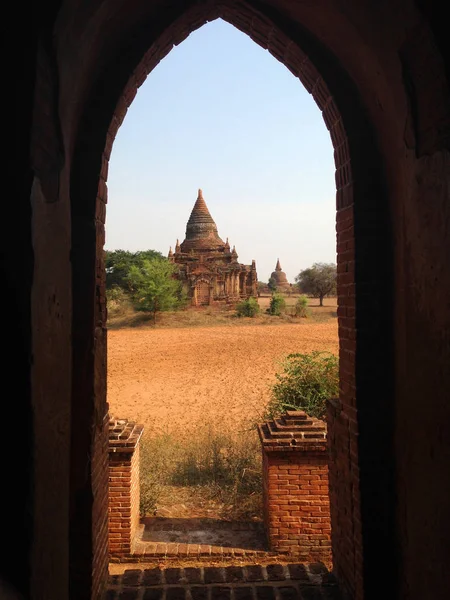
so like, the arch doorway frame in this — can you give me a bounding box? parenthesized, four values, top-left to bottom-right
(70, 2, 395, 598)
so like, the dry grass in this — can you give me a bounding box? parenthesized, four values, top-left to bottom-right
(107, 295, 337, 329)
(139, 424, 262, 522)
(108, 298, 338, 528)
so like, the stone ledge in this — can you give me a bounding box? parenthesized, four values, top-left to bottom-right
(108, 562, 337, 587)
(258, 411, 327, 452)
(109, 419, 144, 453)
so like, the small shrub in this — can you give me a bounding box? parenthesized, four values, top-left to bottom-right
(236, 297, 260, 317)
(293, 294, 310, 318)
(268, 293, 286, 316)
(266, 350, 339, 420)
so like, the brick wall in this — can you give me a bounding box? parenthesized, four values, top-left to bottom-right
(258, 411, 331, 563)
(91, 412, 110, 598)
(108, 420, 144, 558)
(327, 398, 355, 597)
(130, 444, 141, 547)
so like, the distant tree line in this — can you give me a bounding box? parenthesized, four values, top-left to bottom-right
(264, 262, 337, 306)
(295, 262, 337, 306)
(105, 249, 164, 291)
(105, 251, 337, 322)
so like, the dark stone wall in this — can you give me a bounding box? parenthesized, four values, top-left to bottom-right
(0, 15, 36, 600)
(2, 1, 449, 599)
(395, 149, 450, 598)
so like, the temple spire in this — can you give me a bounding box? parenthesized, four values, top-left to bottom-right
(275, 258, 282, 271)
(180, 188, 224, 251)
(189, 189, 214, 222)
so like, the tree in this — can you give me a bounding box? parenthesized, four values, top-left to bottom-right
(295, 262, 337, 306)
(105, 249, 164, 291)
(257, 281, 269, 296)
(268, 276, 278, 292)
(127, 257, 185, 323)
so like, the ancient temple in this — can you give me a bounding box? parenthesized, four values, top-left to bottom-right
(269, 259, 291, 292)
(168, 189, 258, 306)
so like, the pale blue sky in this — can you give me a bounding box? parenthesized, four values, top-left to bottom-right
(106, 18, 336, 283)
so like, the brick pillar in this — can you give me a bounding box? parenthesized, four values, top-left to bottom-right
(258, 410, 331, 562)
(108, 419, 144, 559)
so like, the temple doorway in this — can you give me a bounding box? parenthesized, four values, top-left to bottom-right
(195, 281, 210, 306)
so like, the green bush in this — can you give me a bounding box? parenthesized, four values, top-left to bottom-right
(265, 350, 339, 420)
(268, 293, 286, 316)
(293, 294, 310, 318)
(236, 297, 260, 317)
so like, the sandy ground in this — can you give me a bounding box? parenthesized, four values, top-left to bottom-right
(107, 321, 339, 437)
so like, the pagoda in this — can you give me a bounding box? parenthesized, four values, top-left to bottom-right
(168, 189, 258, 306)
(269, 259, 291, 292)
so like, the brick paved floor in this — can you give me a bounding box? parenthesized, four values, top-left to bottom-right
(106, 562, 342, 599)
(125, 518, 272, 562)
(141, 518, 266, 549)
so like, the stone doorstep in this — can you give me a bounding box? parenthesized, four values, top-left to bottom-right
(128, 543, 276, 560)
(106, 584, 342, 599)
(108, 563, 338, 588)
(106, 563, 342, 599)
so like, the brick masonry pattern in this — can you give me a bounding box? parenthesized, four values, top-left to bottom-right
(258, 412, 331, 562)
(109, 419, 144, 557)
(106, 563, 342, 599)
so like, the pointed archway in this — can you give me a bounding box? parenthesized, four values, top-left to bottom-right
(69, 2, 397, 598)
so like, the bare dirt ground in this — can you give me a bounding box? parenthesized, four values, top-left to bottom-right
(107, 310, 338, 438)
(107, 302, 338, 571)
